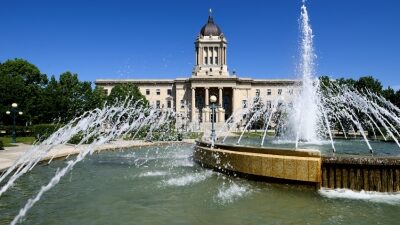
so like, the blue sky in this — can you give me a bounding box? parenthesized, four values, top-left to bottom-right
(1, 0, 399, 88)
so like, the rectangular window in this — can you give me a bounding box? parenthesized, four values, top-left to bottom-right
(267, 89, 271, 95)
(242, 100, 248, 109)
(167, 89, 172, 95)
(156, 89, 160, 95)
(278, 89, 282, 95)
(215, 57, 218, 64)
(180, 100, 185, 109)
(267, 101, 272, 109)
(156, 100, 160, 108)
(256, 89, 260, 97)
(167, 100, 172, 108)
(103, 88, 108, 95)
(146, 89, 150, 95)
(210, 57, 213, 65)
(289, 89, 294, 95)
(204, 57, 208, 64)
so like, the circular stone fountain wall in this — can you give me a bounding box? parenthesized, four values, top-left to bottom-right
(194, 141, 400, 192)
(194, 141, 322, 186)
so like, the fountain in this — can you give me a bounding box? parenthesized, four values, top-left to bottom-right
(194, 1, 400, 193)
(213, 2, 400, 153)
(1, 1, 400, 224)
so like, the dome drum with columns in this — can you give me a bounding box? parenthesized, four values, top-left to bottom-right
(193, 9, 229, 77)
(95, 10, 297, 132)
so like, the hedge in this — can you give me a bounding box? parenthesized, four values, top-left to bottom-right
(30, 124, 63, 140)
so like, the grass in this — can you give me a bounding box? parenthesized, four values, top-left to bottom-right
(183, 132, 203, 140)
(0, 136, 36, 147)
(232, 131, 275, 137)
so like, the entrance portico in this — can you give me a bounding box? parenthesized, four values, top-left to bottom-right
(191, 85, 229, 124)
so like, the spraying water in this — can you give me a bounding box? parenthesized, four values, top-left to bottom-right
(215, 1, 400, 154)
(0, 99, 182, 224)
(3, 1, 400, 224)
(292, 2, 321, 146)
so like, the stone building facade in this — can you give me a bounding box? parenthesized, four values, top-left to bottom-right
(95, 11, 297, 130)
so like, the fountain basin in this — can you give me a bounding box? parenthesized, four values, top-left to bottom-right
(3, 143, 400, 224)
(321, 155, 400, 192)
(194, 141, 322, 186)
(195, 141, 400, 192)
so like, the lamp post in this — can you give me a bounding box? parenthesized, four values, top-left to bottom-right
(209, 95, 217, 148)
(5, 103, 23, 144)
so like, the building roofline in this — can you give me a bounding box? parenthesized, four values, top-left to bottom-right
(95, 79, 175, 84)
(251, 79, 300, 85)
(95, 78, 300, 85)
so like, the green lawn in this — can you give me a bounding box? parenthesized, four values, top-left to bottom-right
(0, 136, 36, 147)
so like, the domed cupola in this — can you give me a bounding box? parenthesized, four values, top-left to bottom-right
(193, 9, 229, 77)
(200, 9, 223, 36)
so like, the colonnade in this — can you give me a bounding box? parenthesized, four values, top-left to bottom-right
(196, 46, 227, 66)
(191, 87, 227, 123)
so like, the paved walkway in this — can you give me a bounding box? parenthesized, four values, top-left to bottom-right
(0, 139, 196, 172)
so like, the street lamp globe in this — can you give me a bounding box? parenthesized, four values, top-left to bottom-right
(6, 111, 10, 115)
(19, 112, 23, 115)
(210, 95, 217, 103)
(11, 103, 18, 108)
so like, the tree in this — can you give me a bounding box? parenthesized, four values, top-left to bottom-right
(0, 59, 48, 125)
(107, 83, 148, 106)
(0, 58, 47, 85)
(355, 76, 383, 94)
(395, 90, 400, 108)
(87, 87, 107, 110)
(382, 87, 396, 104)
(39, 75, 62, 123)
(57, 72, 95, 121)
(335, 77, 356, 87)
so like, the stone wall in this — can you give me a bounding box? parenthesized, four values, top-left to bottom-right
(321, 156, 400, 192)
(194, 142, 321, 184)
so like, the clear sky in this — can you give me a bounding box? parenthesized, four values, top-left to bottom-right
(1, 0, 399, 89)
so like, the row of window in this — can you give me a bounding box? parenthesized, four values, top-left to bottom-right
(155, 100, 172, 109)
(255, 88, 294, 96)
(146, 89, 172, 96)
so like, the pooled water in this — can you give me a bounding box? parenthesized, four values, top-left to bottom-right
(1, 145, 399, 225)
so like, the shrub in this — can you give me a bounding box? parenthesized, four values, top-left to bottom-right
(0, 125, 30, 137)
(0, 140, 4, 150)
(31, 124, 62, 140)
(68, 132, 98, 145)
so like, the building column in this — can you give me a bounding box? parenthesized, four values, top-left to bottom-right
(232, 87, 236, 112)
(195, 47, 198, 65)
(199, 46, 203, 65)
(218, 87, 223, 106)
(191, 87, 196, 122)
(204, 87, 209, 122)
(218, 87, 224, 123)
(221, 47, 223, 65)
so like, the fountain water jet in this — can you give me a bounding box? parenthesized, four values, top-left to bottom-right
(213, 1, 400, 155)
(291, 2, 321, 147)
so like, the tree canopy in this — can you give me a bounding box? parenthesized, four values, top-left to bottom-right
(319, 75, 400, 109)
(0, 58, 147, 126)
(107, 83, 148, 106)
(1, 58, 399, 128)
